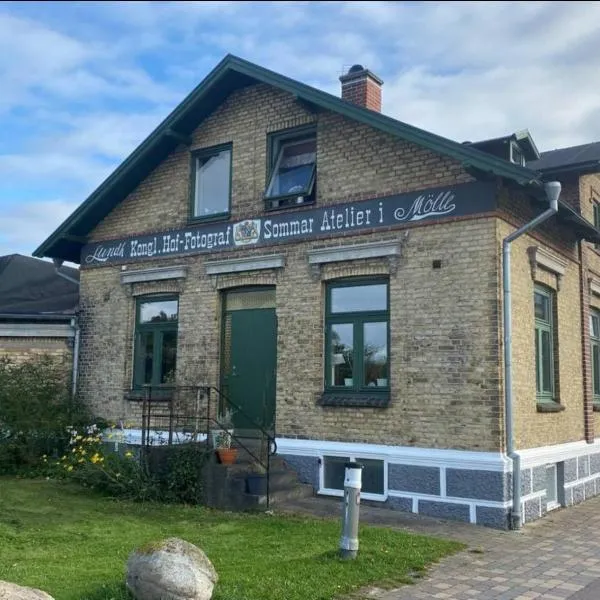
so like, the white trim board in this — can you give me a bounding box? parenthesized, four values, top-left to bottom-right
(275, 438, 509, 471)
(518, 439, 600, 469)
(120, 265, 187, 284)
(307, 240, 400, 265)
(205, 254, 285, 275)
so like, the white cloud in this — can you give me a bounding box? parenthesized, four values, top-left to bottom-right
(0, 200, 80, 257)
(2, 1, 600, 260)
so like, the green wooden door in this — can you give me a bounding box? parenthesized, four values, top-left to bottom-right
(222, 289, 277, 429)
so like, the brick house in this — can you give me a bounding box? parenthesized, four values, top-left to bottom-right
(0, 254, 78, 371)
(34, 55, 600, 528)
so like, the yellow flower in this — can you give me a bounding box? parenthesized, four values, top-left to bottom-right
(75, 435, 83, 441)
(66, 465, 73, 472)
(125, 451, 133, 458)
(61, 455, 67, 460)
(42, 454, 47, 459)
(71, 448, 76, 453)
(78, 458, 84, 463)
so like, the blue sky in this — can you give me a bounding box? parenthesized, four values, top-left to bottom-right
(2, 1, 600, 258)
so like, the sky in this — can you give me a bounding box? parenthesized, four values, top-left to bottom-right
(2, 1, 600, 260)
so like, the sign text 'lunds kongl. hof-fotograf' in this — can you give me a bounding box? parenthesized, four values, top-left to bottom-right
(81, 181, 496, 265)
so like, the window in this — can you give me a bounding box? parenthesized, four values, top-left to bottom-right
(591, 309, 600, 403)
(546, 464, 559, 510)
(510, 142, 526, 166)
(133, 297, 178, 389)
(594, 202, 600, 230)
(322, 455, 385, 498)
(191, 144, 231, 220)
(325, 280, 389, 394)
(534, 286, 556, 401)
(265, 128, 316, 209)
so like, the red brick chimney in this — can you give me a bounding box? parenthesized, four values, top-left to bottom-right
(339, 64, 383, 112)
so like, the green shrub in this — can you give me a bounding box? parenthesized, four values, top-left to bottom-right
(59, 425, 210, 503)
(0, 355, 91, 474)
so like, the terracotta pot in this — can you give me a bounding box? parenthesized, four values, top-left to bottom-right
(217, 448, 238, 465)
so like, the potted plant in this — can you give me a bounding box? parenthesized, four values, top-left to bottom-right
(246, 462, 268, 495)
(211, 407, 235, 448)
(215, 430, 238, 465)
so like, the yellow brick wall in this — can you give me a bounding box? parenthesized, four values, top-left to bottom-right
(497, 219, 585, 448)
(0, 337, 72, 364)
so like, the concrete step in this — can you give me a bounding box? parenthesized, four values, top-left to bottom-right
(243, 483, 314, 508)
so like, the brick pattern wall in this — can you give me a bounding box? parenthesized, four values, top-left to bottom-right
(578, 172, 600, 437)
(496, 218, 585, 449)
(0, 337, 72, 364)
(91, 84, 471, 242)
(78, 82, 504, 450)
(340, 77, 382, 112)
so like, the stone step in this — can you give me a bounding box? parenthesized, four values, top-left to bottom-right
(244, 483, 315, 507)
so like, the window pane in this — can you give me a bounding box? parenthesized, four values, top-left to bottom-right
(593, 343, 600, 397)
(194, 149, 230, 217)
(267, 138, 316, 197)
(534, 292, 549, 322)
(541, 329, 553, 394)
(140, 300, 178, 323)
(160, 331, 177, 384)
(140, 331, 154, 385)
(330, 323, 353, 386)
(357, 458, 384, 495)
(591, 313, 600, 340)
(331, 284, 387, 313)
(364, 322, 388, 387)
(546, 465, 557, 505)
(323, 456, 349, 490)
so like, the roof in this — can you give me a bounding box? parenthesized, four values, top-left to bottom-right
(0, 254, 79, 317)
(34, 54, 543, 263)
(528, 142, 600, 174)
(468, 130, 540, 162)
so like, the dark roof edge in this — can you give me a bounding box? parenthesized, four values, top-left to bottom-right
(34, 54, 542, 261)
(0, 313, 75, 322)
(538, 160, 600, 177)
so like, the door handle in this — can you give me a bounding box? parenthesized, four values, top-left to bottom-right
(231, 365, 237, 377)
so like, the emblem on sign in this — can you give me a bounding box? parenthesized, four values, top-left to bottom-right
(233, 219, 261, 245)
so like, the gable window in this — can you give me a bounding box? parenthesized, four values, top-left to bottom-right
(534, 285, 556, 401)
(265, 128, 316, 209)
(510, 142, 526, 166)
(591, 309, 600, 404)
(191, 144, 231, 220)
(325, 280, 389, 397)
(134, 296, 178, 389)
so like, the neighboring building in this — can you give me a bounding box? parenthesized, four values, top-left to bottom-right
(34, 55, 600, 528)
(0, 254, 78, 366)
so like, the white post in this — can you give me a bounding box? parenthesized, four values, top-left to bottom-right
(340, 461, 363, 559)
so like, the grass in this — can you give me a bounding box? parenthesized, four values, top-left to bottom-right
(0, 478, 463, 600)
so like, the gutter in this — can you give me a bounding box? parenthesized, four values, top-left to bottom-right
(503, 180, 561, 529)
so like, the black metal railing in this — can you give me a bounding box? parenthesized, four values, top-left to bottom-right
(137, 384, 277, 507)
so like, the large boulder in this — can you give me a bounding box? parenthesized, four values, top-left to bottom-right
(126, 537, 218, 600)
(0, 581, 54, 599)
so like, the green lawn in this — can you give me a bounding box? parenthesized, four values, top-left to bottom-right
(0, 478, 462, 600)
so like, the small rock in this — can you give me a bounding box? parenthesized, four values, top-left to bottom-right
(126, 537, 218, 600)
(0, 581, 55, 600)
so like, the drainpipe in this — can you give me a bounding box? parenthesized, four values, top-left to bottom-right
(70, 316, 81, 399)
(53, 259, 81, 399)
(503, 180, 561, 530)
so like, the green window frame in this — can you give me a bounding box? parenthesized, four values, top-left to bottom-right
(264, 125, 316, 210)
(534, 285, 556, 402)
(591, 308, 600, 403)
(189, 143, 232, 221)
(133, 296, 179, 389)
(324, 279, 389, 395)
(594, 201, 600, 230)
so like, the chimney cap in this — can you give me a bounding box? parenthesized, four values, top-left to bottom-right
(340, 65, 383, 86)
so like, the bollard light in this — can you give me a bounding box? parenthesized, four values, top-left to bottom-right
(339, 461, 363, 560)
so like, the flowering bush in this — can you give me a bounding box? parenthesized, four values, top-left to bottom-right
(50, 424, 210, 504)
